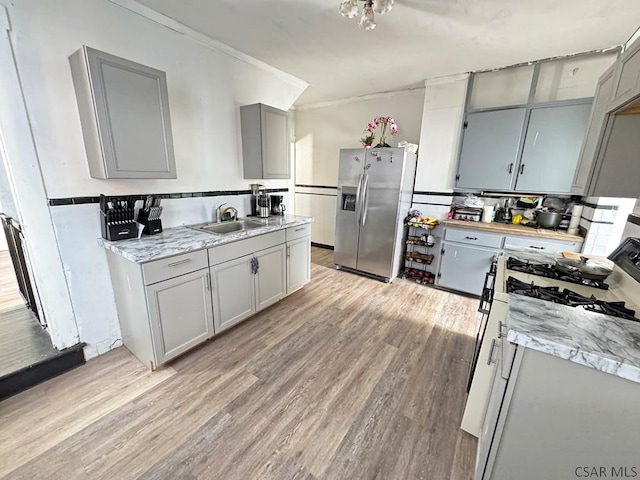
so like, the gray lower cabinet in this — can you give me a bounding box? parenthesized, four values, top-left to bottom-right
(69, 46, 176, 179)
(456, 109, 526, 191)
(210, 254, 255, 333)
(255, 244, 287, 311)
(287, 236, 311, 294)
(438, 243, 500, 296)
(514, 103, 592, 194)
(145, 268, 214, 365)
(241, 103, 290, 179)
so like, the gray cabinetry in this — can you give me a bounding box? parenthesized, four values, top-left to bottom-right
(255, 244, 286, 311)
(287, 236, 311, 294)
(571, 66, 616, 194)
(241, 103, 290, 179)
(210, 254, 255, 333)
(145, 269, 214, 365)
(609, 42, 640, 111)
(456, 109, 525, 191)
(70, 46, 176, 179)
(515, 103, 592, 193)
(438, 243, 500, 296)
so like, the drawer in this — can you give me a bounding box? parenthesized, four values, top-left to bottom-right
(142, 249, 208, 285)
(444, 228, 504, 249)
(286, 223, 311, 241)
(504, 235, 582, 253)
(208, 230, 286, 266)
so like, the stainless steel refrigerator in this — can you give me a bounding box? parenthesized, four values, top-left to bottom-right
(334, 147, 417, 282)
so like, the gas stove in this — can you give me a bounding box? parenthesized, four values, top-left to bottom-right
(506, 276, 639, 322)
(506, 257, 609, 290)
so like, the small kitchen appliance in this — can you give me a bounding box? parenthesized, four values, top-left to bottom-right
(257, 192, 270, 218)
(494, 199, 513, 223)
(270, 195, 286, 216)
(453, 206, 483, 222)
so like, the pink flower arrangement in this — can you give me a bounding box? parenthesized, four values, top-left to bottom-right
(361, 116, 398, 147)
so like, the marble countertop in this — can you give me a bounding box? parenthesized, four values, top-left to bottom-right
(506, 294, 640, 384)
(97, 215, 313, 263)
(444, 219, 585, 242)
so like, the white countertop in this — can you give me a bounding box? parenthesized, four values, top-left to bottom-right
(498, 250, 640, 384)
(97, 215, 313, 263)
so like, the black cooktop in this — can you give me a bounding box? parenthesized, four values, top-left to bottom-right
(507, 257, 609, 290)
(506, 276, 638, 322)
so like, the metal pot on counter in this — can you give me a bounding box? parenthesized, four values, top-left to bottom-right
(535, 210, 564, 229)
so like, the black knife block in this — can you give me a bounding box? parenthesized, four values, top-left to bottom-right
(137, 209, 163, 235)
(100, 213, 137, 241)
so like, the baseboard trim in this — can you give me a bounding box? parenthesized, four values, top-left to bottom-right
(0, 343, 86, 400)
(311, 242, 334, 250)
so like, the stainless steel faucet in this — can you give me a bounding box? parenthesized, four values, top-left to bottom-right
(215, 202, 227, 223)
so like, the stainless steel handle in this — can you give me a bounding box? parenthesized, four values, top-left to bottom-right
(465, 236, 478, 240)
(294, 227, 305, 232)
(167, 258, 192, 267)
(519, 164, 525, 175)
(529, 245, 545, 250)
(487, 339, 498, 366)
(498, 321, 507, 339)
(205, 273, 210, 291)
(361, 173, 370, 226)
(355, 173, 364, 224)
(508, 163, 513, 174)
(287, 246, 290, 258)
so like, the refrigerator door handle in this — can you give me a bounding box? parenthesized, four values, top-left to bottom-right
(355, 173, 364, 224)
(361, 173, 370, 225)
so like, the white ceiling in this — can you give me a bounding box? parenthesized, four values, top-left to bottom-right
(134, 0, 640, 106)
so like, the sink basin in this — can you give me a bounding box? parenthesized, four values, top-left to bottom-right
(189, 219, 264, 235)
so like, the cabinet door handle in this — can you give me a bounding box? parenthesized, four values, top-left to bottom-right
(519, 164, 525, 175)
(465, 236, 478, 240)
(508, 163, 513, 174)
(205, 273, 210, 291)
(287, 246, 291, 258)
(487, 339, 498, 366)
(529, 245, 545, 250)
(167, 258, 191, 267)
(498, 321, 507, 339)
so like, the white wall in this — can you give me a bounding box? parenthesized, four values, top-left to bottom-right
(294, 88, 425, 245)
(4, 0, 305, 358)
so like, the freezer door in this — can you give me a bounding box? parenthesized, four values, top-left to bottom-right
(356, 148, 405, 279)
(334, 149, 365, 269)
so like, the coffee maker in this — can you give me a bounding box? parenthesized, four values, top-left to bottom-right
(270, 195, 286, 216)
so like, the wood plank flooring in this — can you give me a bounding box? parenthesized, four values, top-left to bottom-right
(0, 247, 479, 479)
(0, 250, 25, 313)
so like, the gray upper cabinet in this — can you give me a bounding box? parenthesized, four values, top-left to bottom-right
(571, 66, 616, 195)
(241, 103, 290, 179)
(70, 46, 176, 179)
(456, 109, 526, 191)
(609, 42, 640, 111)
(515, 103, 592, 193)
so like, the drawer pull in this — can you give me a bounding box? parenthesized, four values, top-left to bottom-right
(294, 227, 305, 232)
(487, 339, 498, 366)
(465, 236, 478, 240)
(529, 245, 545, 250)
(167, 258, 192, 267)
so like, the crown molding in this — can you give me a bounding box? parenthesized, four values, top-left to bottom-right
(424, 73, 470, 87)
(295, 85, 425, 111)
(107, 0, 308, 91)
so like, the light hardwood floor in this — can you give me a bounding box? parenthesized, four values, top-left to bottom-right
(0, 247, 479, 479)
(0, 250, 25, 313)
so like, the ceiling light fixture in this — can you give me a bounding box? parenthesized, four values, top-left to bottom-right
(339, 0, 395, 31)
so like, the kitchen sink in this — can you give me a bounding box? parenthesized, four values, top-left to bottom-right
(188, 219, 264, 235)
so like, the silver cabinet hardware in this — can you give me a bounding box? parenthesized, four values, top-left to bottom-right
(167, 258, 192, 267)
(487, 339, 498, 365)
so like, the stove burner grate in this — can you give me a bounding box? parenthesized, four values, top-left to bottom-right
(506, 276, 638, 323)
(506, 257, 609, 290)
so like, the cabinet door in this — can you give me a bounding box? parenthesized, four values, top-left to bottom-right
(571, 67, 616, 194)
(287, 236, 311, 294)
(255, 244, 286, 311)
(145, 269, 214, 365)
(438, 244, 499, 296)
(456, 109, 526, 191)
(515, 103, 591, 193)
(210, 254, 255, 333)
(73, 47, 176, 179)
(610, 44, 640, 110)
(261, 105, 290, 179)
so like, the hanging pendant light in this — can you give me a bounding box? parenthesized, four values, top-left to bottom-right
(339, 0, 393, 29)
(358, 2, 376, 30)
